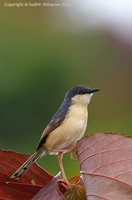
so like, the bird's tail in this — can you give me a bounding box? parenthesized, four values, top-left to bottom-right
(7, 149, 46, 183)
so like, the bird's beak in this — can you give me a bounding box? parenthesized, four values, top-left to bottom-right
(89, 88, 100, 93)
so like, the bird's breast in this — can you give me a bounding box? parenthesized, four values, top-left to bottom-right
(45, 103, 88, 152)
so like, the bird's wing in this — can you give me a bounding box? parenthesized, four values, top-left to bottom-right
(36, 98, 70, 151)
(36, 118, 65, 151)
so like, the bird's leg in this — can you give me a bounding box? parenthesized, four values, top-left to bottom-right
(57, 152, 67, 181)
(69, 145, 77, 161)
(69, 151, 74, 160)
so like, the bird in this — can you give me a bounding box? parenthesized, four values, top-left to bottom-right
(8, 85, 99, 183)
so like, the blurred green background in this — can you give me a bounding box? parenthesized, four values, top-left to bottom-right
(0, 3, 132, 179)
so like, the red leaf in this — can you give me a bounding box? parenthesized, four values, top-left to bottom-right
(77, 133, 132, 199)
(0, 150, 53, 200)
(32, 173, 66, 200)
(0, 182, 42, 200)
(0, 150, 53, 185)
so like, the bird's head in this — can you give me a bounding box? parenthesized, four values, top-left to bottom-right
(66, 85, 99, 105)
